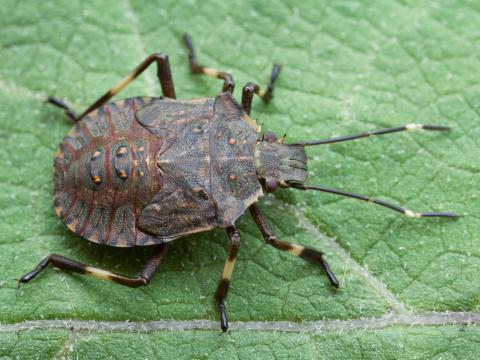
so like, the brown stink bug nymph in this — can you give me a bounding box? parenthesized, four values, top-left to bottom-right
(18, 34, 458, 331)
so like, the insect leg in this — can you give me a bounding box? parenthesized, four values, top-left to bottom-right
(47, 54, 177, 121)
(215, 226, 241, 332)
(17, 244, 169, 288)
(249, 204, 339, 288)
(74, 53, 176, 120)
(183, 33, 235, 93)
(46, 96, 80, 122)
(241, 64, 282, 115)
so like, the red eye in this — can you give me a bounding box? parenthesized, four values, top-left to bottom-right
(265, 178, 278, 192)
(263, 131, 277, 143)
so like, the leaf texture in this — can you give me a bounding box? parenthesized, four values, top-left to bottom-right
(0, 0, 478, 358)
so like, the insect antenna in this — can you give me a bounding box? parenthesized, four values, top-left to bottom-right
(289, 183, 458, 219)
(289, 124, 450, 146)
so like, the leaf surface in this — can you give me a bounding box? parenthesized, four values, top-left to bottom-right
(0, 0, 478, 358)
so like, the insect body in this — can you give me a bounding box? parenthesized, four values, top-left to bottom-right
(19, 34, 457, 331)
(53, 94, 262, 247)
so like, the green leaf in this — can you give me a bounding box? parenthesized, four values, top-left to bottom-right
(0, 0, 478, 358)
(1, 325, 479, 359)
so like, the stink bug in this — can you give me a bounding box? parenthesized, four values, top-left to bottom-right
(18, 34, 457, 331)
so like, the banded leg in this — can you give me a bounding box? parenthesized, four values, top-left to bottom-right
(183, 33, 235, 93)
(18, 244, 169, 288)
(46, 97, 79, 123)
(249, 204, 339, 288)
(49, 53, 176, 121)
(241, 64, 282, 115)
(215, 226, 241, 332)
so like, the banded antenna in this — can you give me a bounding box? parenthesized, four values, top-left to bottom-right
(289, 124, 450, 146)
(289, 183, 458, 218)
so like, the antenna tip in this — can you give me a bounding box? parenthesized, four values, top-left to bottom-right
(421, 124, 452, 131)
(444, 212, 460, 218)
(421, 211, 459, 218)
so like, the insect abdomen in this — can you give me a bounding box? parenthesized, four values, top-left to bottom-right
(53, 97, 165, 247)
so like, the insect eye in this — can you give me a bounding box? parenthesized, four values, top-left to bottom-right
(264, 178, 279, 192)
(263, 131, 277, 143)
